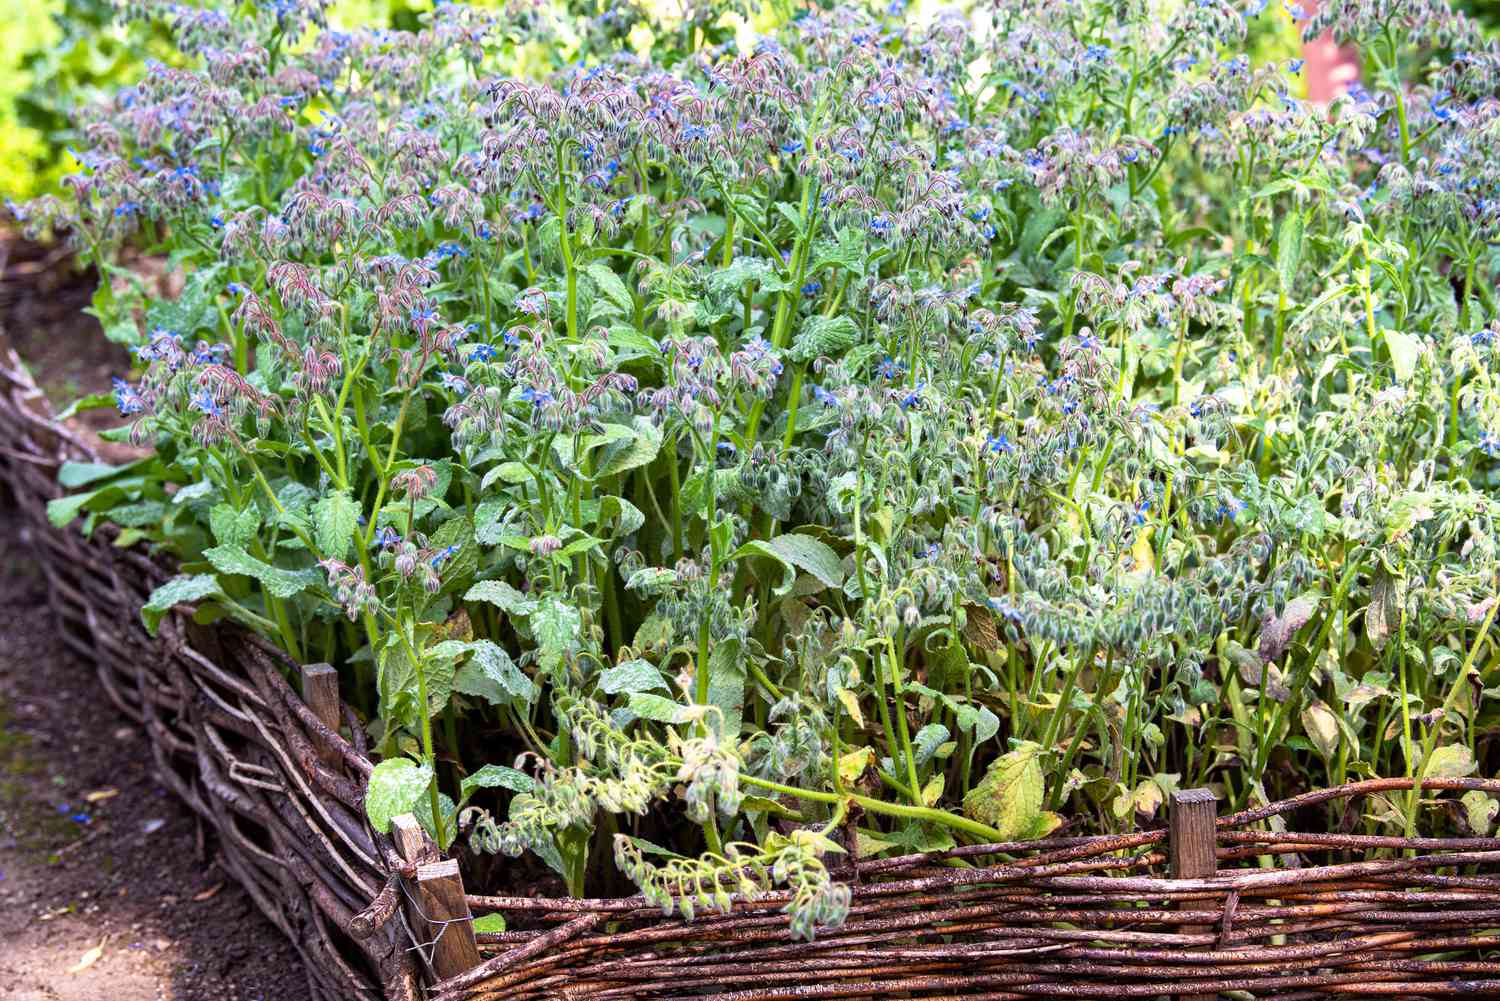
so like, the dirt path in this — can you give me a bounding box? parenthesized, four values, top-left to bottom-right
(0, 516, 310, 1001)
(0, 233, 310, 1001)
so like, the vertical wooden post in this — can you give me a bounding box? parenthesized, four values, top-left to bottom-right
(301, 663, 343, 770)
(392, 814, 481, 981)
(1170, 788, 1218, 1001)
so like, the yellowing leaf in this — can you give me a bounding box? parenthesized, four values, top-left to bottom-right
(1130, 527, 1155, 572)
(837, 747, 873, 785)
(835, 688, 865, 728)
(921, 773, 945, 807)
(1426, 744, 1477, 779)
(963, 740, 1046, 839)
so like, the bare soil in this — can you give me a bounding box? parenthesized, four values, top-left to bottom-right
(0, 232, 310, 1001)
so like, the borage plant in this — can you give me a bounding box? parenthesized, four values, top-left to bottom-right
(13, 0, 1500, 938)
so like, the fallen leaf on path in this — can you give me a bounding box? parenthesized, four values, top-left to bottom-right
(67, 939, 107, 974)
(193, 882, 224, 902)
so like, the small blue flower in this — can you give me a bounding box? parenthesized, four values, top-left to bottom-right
(467, 343, 498, 363)
(899, 383, 924, 410)
(519, 385, 554, 408)
(811, 384, 839, 407)
(1132, 499, 1151, 526)
(869, 215, 893, 238)
(112, 378, 144, 416)
(1479, 432, 1500, 457)
(440, 372, 469, 394)
(985, 434, 1013, 454)
(780, 140, 804, 155)
(227, 282, 248, 296)
(801, 280, 823, 297)
(411, 304, 438, 334)
(877, 356, 903, 380)
(1217, 495, 1247, 521)
(189, 389, 222, 419)
(373, 526, 401, 549)
(1472, 326, 1495, 348)
(430, 545, 460, 568)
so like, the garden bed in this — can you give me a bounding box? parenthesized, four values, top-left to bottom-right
(4, 332, 1500, 998)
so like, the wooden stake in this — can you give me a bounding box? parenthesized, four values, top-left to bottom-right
(415, 859, 482, 980)
(1170, 787, 1218, 1001)
(391, 813, 432, 865)
(391, 814, 481, 980)
(300, 663, 343, 769)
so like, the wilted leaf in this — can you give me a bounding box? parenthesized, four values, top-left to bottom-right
(1365, 570, 1402, 653)
(1258, 594, 1320, 663)
(67, 941, 106, 974)
(1461, 791, 1498, 836)
(1301, 700, 1339, 760)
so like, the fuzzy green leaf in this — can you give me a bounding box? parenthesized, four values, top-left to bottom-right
(533, 597, 581, 674)
(203, 544, 319, 599)
(460, 764, 536, 802)
(733, 534, 844, 596)
(142, 574, 223, 636)
(465, 580, 538, 618)
(599, 659, 670, 695)
(790, 315, 860, 363)
(312, 491, 361, 561)
(364, 758, 434, 834)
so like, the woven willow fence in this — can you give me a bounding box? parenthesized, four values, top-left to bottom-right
(3, 333, 1500, 1001)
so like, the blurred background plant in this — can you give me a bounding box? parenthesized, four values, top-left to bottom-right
(0, 0, 782, 201)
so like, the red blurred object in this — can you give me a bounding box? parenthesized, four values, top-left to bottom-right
(1297, 0, 1361, 101)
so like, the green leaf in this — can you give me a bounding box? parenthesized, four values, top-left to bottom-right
(586, 263, 634, 315)
(1461, 791, 1497, 836)
(312, 490, 361, 561)
(1383, 328, 1421, 383)
(460, 764, 536, 803)
(963, 740, 1046, 839)
(1275, 211, 1304, 292)
(364, 758, 434, 834)
(533, 597, 581, 674)
(733, 534, 844, 596)
(142, 574, 222, 636)
(598, 659, 669, 695)
(594, 417, 663, 480)
(465, 580, 538, 618)
(203, 544, 319, 599)
(209, 502, 261, 548)
(472, 913, 507, 934)
(597, 495, 645, 537)
(626, 693, 701, 725)
(790, 315, 860, 363)
(913, 723, 951, 766)
(453, 639, 537, 706)
(57, 461, 127, 489)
